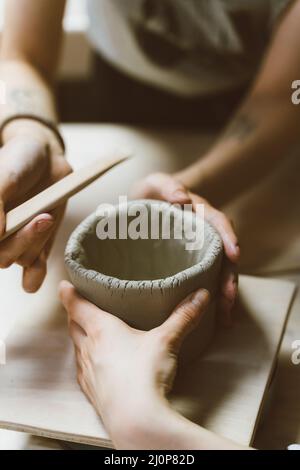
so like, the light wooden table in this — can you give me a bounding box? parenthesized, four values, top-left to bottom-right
(1, 124, 300, 450)
(2, 281, 298, 451)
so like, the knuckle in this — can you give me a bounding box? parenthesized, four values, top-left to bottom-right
(62, 162, 73, 177)
(53, 157, 73, 181)
(177, 304, 198, 326)
(58, 159, 73, 178)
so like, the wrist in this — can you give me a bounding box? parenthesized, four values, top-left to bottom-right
(174, 164, 208, 194)
(175, 148, 224, 199)
(107, 392, 174, 450)
(99, 381, 166, 445)
(1, 118, 64, 155)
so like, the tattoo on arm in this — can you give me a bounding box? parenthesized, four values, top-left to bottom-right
(222, 113, 258, 143)
(8, 89, 42, 114)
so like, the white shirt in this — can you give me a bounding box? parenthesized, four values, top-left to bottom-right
(87, 0, 292, 97)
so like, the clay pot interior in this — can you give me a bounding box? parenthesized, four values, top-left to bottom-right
(74, 201, 215, 283)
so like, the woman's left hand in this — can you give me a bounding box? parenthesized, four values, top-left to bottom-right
(59, 281, 210, 449)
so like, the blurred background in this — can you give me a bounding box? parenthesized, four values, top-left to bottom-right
(0, 0, 244, 127)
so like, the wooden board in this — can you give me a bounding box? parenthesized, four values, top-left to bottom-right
(254, 272, 300, 449)
(0, 273, 295, 447)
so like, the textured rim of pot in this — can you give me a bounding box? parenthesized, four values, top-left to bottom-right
(65, 200, 223, 292)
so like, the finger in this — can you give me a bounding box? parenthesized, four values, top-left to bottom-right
(217, 260, 239, 327)
(69, 320, 86, 348)
(17, 206, 65, 293)
(160, 177, 191, 205)
(134, 173, 192, 205)
(155, 175, 191, 205)
(22, 254, 47, 293)
(17, 228, 54, 268)
(0, 214, 54, 269)
(43, 204, 66, 259)
(204, 206, 240, 262)
(59, 281, 113, 335)
(160, 289, 210, 352)
(17, 205, 65, 267)
(42, 232, 56, 261)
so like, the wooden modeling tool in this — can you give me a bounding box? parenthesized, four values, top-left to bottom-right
(0, 154, 129, 242)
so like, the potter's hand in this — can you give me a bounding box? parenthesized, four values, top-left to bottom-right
(0, 122, 72, 292)
(59, 281, 210, 449)
(132, 173, 239, 325)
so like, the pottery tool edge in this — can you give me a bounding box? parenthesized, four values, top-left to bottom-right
(0, 153, 130, 242)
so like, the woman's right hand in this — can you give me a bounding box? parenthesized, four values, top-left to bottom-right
(0, 120, 72, 292)
(132, 172, 240, 326)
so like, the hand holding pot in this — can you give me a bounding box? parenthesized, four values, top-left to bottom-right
(131, 172, 239, 325)
(59, 281, 210, 449)
(0, 121, 72, 292)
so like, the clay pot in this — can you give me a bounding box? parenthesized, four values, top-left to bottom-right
(65, 200, 223, 360)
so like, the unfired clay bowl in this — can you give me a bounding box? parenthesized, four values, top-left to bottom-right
(65, 200, 223, 360)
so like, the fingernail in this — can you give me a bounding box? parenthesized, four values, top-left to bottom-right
(36, 218, 54, 233)
(191, 289, 209, 306)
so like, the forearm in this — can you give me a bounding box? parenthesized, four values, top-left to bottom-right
(176, 93, 300, 207)
(0, 60, 59, 144)
(0, 0, 65, 145)
(105, 393, 247, 450)
(0, 58, 57, 119)
(177, 0, 300, 207)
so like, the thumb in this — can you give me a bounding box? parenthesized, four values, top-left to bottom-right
(160, 289, 210, 352)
